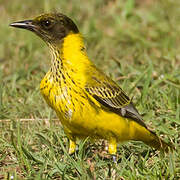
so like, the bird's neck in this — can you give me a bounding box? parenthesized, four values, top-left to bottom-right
(49, 33, 91, 72)
(48, 33, 92, 84)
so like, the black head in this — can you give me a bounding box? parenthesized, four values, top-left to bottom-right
(10, 13, 79, 44)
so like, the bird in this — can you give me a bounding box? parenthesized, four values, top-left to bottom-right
(10, 13, 173, 160)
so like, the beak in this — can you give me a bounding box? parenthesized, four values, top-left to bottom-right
(9, 20, 35, 31)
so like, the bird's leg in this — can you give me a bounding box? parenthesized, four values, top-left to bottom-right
(64, 127, 76, 154)
(108, 138, 117, 163)
(68, 139, 76, 154)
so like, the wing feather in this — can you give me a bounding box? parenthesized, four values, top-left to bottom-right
(85, 74, 147, 128)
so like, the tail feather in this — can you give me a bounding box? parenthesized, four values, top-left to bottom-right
(144, 130, 174, 153)
(130, 120, 174, 152)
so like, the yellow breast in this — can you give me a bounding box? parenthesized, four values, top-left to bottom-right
(39, 68, 91, 128)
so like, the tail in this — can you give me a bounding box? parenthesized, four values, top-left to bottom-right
(130, 121, 174, 152)
(144, 130, 174, 153)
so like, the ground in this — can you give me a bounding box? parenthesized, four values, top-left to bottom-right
(0, 0, 179, 179)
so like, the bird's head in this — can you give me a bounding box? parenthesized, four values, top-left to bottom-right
(10, 13, 79, 45)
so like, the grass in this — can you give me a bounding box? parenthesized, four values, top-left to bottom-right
(0, 0, 180, 179)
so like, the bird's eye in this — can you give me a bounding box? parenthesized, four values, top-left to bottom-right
(41, 20, 53, 29)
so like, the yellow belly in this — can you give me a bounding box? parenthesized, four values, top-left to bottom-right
(63, 108, 130, 141)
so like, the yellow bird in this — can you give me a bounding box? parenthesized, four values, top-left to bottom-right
(10, 13, 173, 159)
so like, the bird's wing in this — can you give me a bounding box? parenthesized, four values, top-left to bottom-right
(85, 70, 147, 128)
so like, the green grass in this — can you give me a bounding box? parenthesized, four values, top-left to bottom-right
(0, 0, 180, 179)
